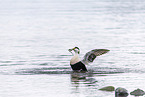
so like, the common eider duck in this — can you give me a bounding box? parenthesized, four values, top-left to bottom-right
(68, 47, 109, 71)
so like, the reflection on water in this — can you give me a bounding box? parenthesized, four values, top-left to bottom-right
(70, 71, 100, 97)
(71, 71, 98, 87)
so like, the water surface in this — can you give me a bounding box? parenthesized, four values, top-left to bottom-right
(0, 0, 145, 97)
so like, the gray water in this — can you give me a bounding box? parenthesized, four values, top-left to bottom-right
(0, 0, 145, 97)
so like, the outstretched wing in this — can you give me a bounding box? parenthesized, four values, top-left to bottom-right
(81, 49, 110, 65)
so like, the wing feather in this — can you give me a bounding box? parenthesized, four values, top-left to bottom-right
(81, 49, 110, 65)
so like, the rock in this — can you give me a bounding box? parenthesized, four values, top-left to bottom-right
(130, 88, 145, 96)
(115, 87, 128, 97)
(99, 86, 115, 91)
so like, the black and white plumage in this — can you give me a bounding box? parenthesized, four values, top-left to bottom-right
(68, 47, 110, 71)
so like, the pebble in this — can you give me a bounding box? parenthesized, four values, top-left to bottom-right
(130, 88, 145, 96)
(115, 87, 128, 97)
(99, 86, 115, 91)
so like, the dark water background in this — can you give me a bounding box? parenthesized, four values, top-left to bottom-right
(0, 0, 145, 97)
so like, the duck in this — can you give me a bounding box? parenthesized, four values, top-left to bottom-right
(68, 47, 109, 71)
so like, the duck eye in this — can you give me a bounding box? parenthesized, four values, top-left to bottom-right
(68, 49, 72, 52)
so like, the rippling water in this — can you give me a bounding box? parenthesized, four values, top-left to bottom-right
(0, 0, 145, 97)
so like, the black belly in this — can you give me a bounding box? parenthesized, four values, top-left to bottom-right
(70, 61, 87, 71)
